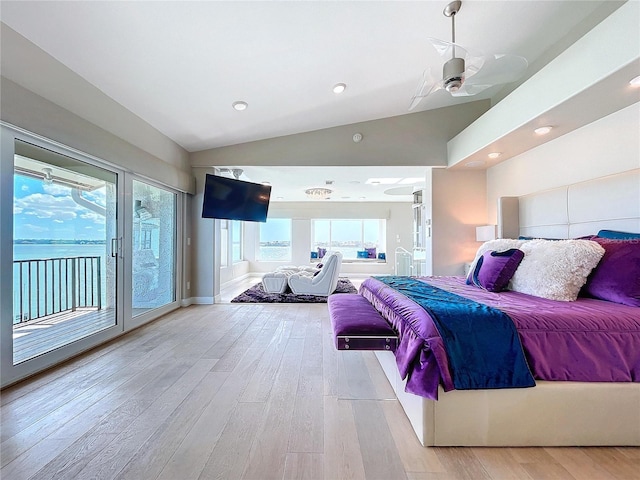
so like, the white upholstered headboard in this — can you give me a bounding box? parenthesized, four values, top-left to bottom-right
(498, 169, 640, 239)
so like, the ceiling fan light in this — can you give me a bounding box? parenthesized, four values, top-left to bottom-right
(445, 79, 463, 93)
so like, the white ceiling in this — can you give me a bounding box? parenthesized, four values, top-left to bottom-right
(0, 1, 622, 202)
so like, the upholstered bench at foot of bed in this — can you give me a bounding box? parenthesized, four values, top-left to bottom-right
(328, 293, 398, 351)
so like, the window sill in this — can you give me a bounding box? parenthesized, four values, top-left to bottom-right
(325, 259, 387, 264)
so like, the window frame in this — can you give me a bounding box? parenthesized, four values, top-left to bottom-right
(311, 218, 386, 261)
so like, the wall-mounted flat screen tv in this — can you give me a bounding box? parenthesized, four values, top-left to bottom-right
(201, 174, 271, 222)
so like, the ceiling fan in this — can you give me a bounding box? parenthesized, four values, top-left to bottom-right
(409, 0, 528, 110)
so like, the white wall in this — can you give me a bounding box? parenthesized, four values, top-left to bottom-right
(486, 103, 640, 223)
(1, 78, 193, 194)
(430, 169, 488, 275)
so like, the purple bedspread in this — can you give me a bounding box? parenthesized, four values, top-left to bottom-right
(359, 276, 640, 400)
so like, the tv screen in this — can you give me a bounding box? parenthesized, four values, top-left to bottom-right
(201, 174, 271, 222)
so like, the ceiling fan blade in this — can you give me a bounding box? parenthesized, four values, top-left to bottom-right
(426, 37, 485, 77)
(464, 53, 528, 86)
(408, 68, 443, 110)
(450, 83, 493, 97)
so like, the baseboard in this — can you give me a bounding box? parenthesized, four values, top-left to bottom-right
(190, 296, 215, 304)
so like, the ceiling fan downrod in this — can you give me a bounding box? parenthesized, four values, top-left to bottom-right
(442, 0, 464, 93)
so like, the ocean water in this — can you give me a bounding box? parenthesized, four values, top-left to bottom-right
(13, 243, 107, 261)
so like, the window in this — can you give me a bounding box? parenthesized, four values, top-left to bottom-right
(258, 218, 292, 261)
(231, 220, 243, 263)
(312, 219, 386, 260)
(220, 220, 228, 267)
(220, 220, 243, 266)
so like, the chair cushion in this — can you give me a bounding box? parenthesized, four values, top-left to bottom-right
(262, 271, 290, 293)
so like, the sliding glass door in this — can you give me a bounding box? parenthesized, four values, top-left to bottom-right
(131, 179, 177, 317)
(1, 127, 182, 387)
(11, 140, 121, 365)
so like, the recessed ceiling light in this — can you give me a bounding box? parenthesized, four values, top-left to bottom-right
(488, 152, 502, 159)
(276, 196, 284, 200)
(534, 126, 553, 135)
(232, 101, 248, 111)
(261, 181, 271, 185)
(333, 83, 346, 94)
(630, 75, 640, 87)
(358, 196, 366, 200)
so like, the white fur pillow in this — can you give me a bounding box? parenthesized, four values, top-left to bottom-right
(509, 239, 605, 301)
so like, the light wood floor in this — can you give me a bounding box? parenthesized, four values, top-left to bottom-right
(1, 298, 638, 479)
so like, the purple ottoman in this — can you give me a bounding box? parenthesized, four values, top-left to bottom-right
(328, 294, 398, 351)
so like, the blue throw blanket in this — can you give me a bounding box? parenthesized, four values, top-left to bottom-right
(374, 276, 535, 390)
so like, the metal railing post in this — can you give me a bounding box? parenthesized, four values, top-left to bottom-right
(97, 257, 102, 310)
(71, 257, 77, 312)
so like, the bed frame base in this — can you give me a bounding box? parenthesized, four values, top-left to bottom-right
(375, 350, 640, 447)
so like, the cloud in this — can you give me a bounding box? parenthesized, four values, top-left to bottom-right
(83, 188, 107, 207)
(15, 193, 79, 221)
(21, 185, 29, 192)
(21, 223, 49, 233)
(79, 211, 105, 224)
(42, 183, 70, 196)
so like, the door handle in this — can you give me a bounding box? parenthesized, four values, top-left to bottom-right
(111, 237, 123, 258)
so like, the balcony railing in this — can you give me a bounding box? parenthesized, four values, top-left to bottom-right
(13, 256, 102, 325)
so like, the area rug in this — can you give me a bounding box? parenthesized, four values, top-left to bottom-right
(231, 278, 357, 303)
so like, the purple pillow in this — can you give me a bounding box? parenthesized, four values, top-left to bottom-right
(365, 247, 376, 259)
(467, 249, 525, 292)
(583, 237, 640, 307)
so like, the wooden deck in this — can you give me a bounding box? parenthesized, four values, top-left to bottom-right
(13, 308, 115, 364)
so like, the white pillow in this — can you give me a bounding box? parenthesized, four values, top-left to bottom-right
(509, 239, 605, 301)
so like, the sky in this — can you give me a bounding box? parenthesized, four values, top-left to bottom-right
(13, 174, 108, 241)
(259, 218, 290, 242)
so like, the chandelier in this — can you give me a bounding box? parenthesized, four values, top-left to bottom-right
(305, 187, 332, 199)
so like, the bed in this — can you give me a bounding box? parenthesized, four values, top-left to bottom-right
(360, 170, 640, 446)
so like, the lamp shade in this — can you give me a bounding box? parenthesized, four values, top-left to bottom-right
(476, 225, 497, 242)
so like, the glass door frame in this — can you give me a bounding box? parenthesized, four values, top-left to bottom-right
(123, 174, 183, 330)
(1, 124, 126, 387)
(1, 125, 185, 387)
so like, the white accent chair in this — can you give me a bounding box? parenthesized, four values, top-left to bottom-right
(288, 251, 343, 296)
